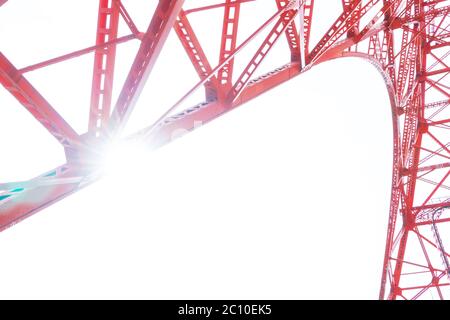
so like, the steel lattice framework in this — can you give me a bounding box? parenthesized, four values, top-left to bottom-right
(2, 0, 450, 300)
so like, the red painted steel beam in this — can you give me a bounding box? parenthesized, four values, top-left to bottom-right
(89, 0, 120, 137)
(396, 0, 415, 101)
(300, 0, 314, 58)
(116, 0, 140, 36)
(341, 0, 362, 38)
(0, 53, 81, 149)
(183, 0, 255, 15)
(229, 7, 299, 103)
(0, 165, 86, 232)
(18, 35, 136, 74)
(217, 0, 241, 99)
(307, 0, 364, 63)
(144, 63, 301, 148)
(417, 161, 450, 172)
(307, 0, 390, 65)
(276, 0, 301, 61)
(425, 67, 450, 76)
(416, 216, 450, 226)
(142, 4, 298, 133)
(110, 0, 185, 132)
(368, 0, 396, 84)
(174, 10, 219, 100)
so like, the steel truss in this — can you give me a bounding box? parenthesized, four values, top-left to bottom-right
(2, 0, 450, 300)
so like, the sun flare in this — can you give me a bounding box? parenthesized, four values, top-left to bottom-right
(101, 139, 155, 180)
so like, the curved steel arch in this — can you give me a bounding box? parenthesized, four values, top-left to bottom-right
(330, 52, 401, 299)
(1, 0, 450, 300)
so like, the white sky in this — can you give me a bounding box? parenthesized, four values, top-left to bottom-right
(0, 1, 392, 299)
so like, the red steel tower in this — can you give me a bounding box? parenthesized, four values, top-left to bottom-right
(1, 0, 450, 300)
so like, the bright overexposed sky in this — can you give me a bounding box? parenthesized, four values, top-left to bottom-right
(0, 1, 392, 299)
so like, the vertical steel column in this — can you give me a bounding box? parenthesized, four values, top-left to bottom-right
(217, 0, 241, 100)
(89, 0, 120, 137)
